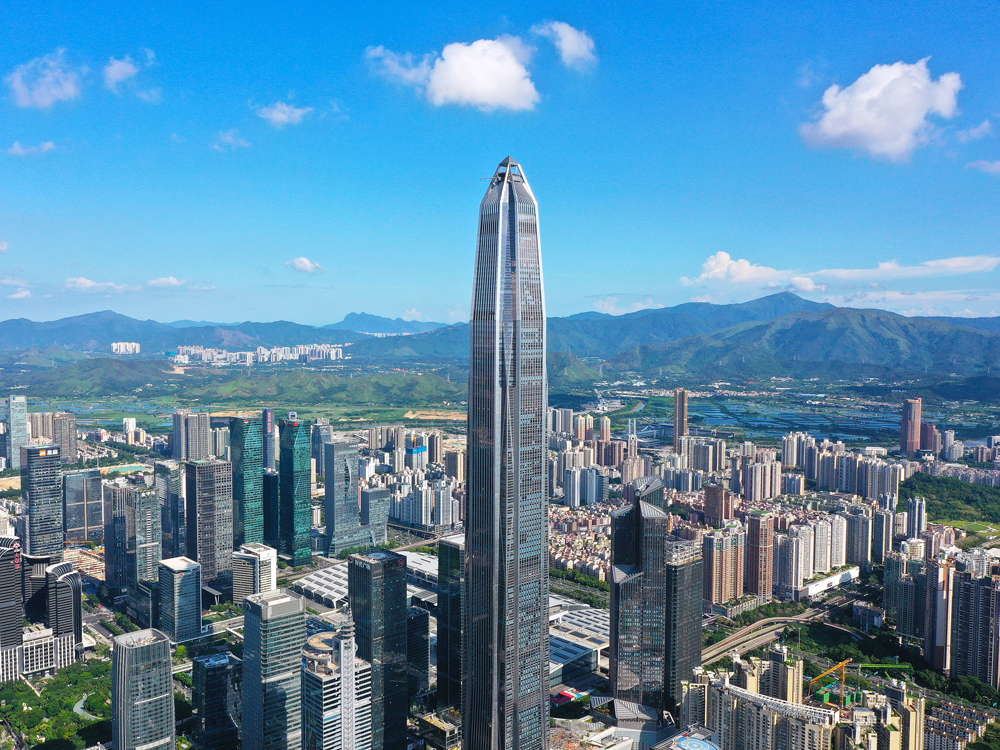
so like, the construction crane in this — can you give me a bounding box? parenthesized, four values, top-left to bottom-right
(809, 660, 911, 706)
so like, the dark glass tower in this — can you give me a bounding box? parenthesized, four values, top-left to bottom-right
(610, 499, 703, 719)
(324, 441, 363, 556)
(279, 418, 312, 567)
(193, 651, 242, 750)
(465, 156, 549, 749)
(63, 468, 103, 542)
(21, 445, 63, 560)
(231, 416, 264, 547)
(262, 469, 280, 548)
(46, 560, 84, 659)
(437, 534, 465, 711)
(125, 486, 162, 626)
(104, 484, 129, 603)
(156, 460, 187, 559)
(0, 537, 24, 650)
(349, 549, 408, 750)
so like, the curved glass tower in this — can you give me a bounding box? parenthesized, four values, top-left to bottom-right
(464, 156, 549, 750)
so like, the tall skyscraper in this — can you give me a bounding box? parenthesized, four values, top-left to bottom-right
(0, 537, 23, 651)
(173, 410, 211, 461)
(243, 589, 306, 750)
(901, 398, 923, 457)
(156, 460, 186, 559)
(406, 605, 431, 700)
(703, 524, 745, 605)
(46, 560, 83, 659)
(349, 549, 408, 750)
(185, 459, 234, 594)
(301, 617, 373, 750)
(279, 417, 312, 567)
(193, 652, 242, 750)
(950, 571, 1000, 687)
(5, 396, 27, 470)
(103, 483, 128, 602)
(908, 496, 928, 540)
(112, 629, 175, 750)
(263, 468, 280, 547)
(703, 483, 733, 528)
(125, 485, 162, 627)
(231, 416, 264, 547)
(437, 534, 465, 711)
(158, 557, 202, 643)
(262, 408, 277, 471)
(610, 498, 703, 718)
(465, 156, 549, 750)
(745, 510, 775, 600)
(62, 468, 103, 542)
(673, 388, 689, 452)
(52, 413, 77, 464)
(232, 542, 277, 604)
(21, 445, 62, 560)
(325, 442, 363, 556)
(923, 558, 955, 673)
(311, 420, 335, 479)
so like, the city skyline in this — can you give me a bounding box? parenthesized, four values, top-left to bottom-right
(1, 1, 999, 324)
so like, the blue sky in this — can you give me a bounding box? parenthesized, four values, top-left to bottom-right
(1, 0, 999, 325)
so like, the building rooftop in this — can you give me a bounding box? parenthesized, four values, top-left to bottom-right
(160, 556, 200, 571)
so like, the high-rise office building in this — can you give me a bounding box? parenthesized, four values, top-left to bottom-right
(279, 417, 312, 566)
(674, 388, 689, 452)
(360, 488, 390, 546)
(311, 421, 335, 480)
(193, 652, 242, 750)
(103, 483, 128, 602)
(610, 496, 703, 718)
(156, 460, 187, 560)
(901, 398, 922, 457)
(52, 413, 77, 464)
(301, 616, 373, 750)
(349, 549, 408, 750)
(262, 408, 277, 471)
(232, 542, 277, 604)
(158, 557, 202, 643)
(46, 560, 83, 659)
(437, 534, 465, 711)
(745, 511, 775, 600)
(465, 156, 549, 750)
(243, 589, 306, 750)
(112, 629, 175, 750)
(0, 537, 23, 651)
(185, 459, 234, 594)
(62, 468, 103, 542)
(5, 396, 27, 470)
(325, 442, 364, 556)
(173, 410, 211, 461)
(231, 416, 264, 547)
(22, 445, 62, 560)
(125, 485, 162, 627)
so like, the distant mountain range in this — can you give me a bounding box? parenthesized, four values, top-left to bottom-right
(1, 293, 998, 378)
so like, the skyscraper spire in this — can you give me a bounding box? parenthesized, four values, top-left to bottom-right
(464, 157, 549, 750)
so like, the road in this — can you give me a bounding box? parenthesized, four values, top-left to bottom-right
(277, 532, 446, 586)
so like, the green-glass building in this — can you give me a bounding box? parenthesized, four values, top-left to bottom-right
(231, 416, 264, 547)
(279, 416, 312, 567)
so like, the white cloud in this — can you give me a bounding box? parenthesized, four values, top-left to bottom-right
(822, 288, 1000, 317)
(367, 37, 540, 112)
(800, 58, 962, 160)
(818, 255, 1000, 280)
(681, 251, 788, 285)
(788, 276, 827, 293)
(137, 88, 162, 104)
(5, 50, 83, 108)
(65, 277, 138, 293)
(7, 141, 56, 156)
(689, 295, 713, 303)
(103, 56, 139, 91)
(285, 257, 323, 274)
(403, 308, 423, 321)
(958, 120, 992, 143)
(213, 130, 250, 152)
(967, 159, 1000, 175)
(532, 21, 597, 70)
(7, 289, 30, 299)
(593, 296, 663, 315)
(0, 242, 8, 254)
(446, 304, 466, 322)
(147, 276, 188, 287)
(257, 101, 313, 128)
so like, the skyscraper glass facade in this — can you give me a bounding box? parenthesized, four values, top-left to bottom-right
(63, 468, 103, 542)
(464, 157, 549, 750)
(22, 445, 62, 560)
(185, 459, 234, 592)
(279, 419, 312, 566)
(112, 629, 175, 750)
(231, 416, 264, 547)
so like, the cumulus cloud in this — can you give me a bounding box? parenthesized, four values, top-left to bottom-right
(787, 276, 827, 293)
(5, 50, 83, 108)
(800, 58, 962, 160)
(257, 101, 314, 127)
(532, 21, 597, 70)
(822, 288, 1000, 317)
(7, 141, 56, 156)
(213, 130, 250, 152)
(818, 256, 1000, 280)
(0, 242, 8, 254)
(65, 277, 138, 293)
(367, 37, 540, 111)
(285, 257, 323, 274)
(403, 309, 423, 321)
(593, 296, 663, 316)
(7, 289, 30, 299)
(681, 251, 788, 285)
(958, 120, 992, 143)
(103, 56, 138, 91)
(967, 159, 1000, 175)
(147, 276, 188, 287)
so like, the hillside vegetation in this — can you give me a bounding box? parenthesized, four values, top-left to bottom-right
(899, 473, 1000, 523)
